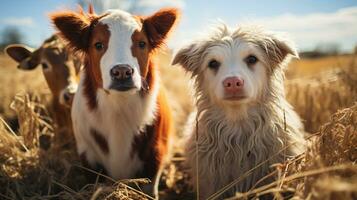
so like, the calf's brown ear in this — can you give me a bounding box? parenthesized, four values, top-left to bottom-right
(143, 8, 180, 49)
(5, 44, 33, 63)
(5, 44, 39, 70)
(50, 11, 91, 52)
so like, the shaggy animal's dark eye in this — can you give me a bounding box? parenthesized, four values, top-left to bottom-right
(245, 55, 258, 66)
(94, 42, 104, 50)
(208, 59, 221, 70)
(138, 41, 146, 49)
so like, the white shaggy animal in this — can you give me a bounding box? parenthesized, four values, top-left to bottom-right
(172, 24, 306, 199)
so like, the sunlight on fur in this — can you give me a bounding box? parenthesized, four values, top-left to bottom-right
(173, 23, 306, 199)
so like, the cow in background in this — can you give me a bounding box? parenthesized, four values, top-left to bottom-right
(5, 35, 81, 146)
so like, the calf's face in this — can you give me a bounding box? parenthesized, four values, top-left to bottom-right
(51, 8, 179, 93)
(5, 36, 80, 107)
(173, 25, 297, 106)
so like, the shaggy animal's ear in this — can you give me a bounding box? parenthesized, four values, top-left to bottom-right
(263, 34, 299, 66)
(143, 8, 180, 49)
(172, 44, 191, 67)
(50, 11, 91, 52)
(5, 44, 39, 70)
(272, 36, 298, 59)
(172, 42, 204, 73)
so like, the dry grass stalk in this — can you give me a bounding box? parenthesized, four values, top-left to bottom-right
(294, 102, 357, 200)
(228, 102, 357, 200)
(286, 56, 357, 133)
(0, 94, 150, 199)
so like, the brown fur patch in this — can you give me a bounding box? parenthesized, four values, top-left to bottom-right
(50, 96, 72, 143)
(51, 11, 109, 110)
(83, 22, 110, 110)
(41, 47, 74, 96)
(132, 87, 173, 179)
(128, 11, 177, 178)
(131, 30, 151, 78)
(132, 9, 179, 93)
(90, 128, 109, 154)
(87, 23, 109, 87)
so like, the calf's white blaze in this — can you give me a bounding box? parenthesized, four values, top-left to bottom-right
(99, 10, 142, 90)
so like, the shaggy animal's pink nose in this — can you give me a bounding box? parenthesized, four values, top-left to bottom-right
(223, 76, 244, 93)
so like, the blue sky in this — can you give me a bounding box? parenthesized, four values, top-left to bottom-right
(1, 0, 357, 52)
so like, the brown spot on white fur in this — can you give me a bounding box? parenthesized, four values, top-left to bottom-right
(90, 128, 109, 154)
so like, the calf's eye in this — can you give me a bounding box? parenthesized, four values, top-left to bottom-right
(94, 42, 104, 50)
(208, 59, 221, 70)
(245, 55, 258, 66)
(42, 63, 48, 69)
(138, 41, 146, 49)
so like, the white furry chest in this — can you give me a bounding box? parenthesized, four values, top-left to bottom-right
(72, 82, 158, 180)
(185, 109, 284, 195)
(92, 100, 143, 179)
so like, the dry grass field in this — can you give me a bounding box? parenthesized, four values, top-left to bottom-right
(0, 48, 356, 199)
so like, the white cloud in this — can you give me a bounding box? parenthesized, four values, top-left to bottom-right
(245, 6, 357, 51)
(83, 0, 185, 14)
(137, 0, 185, 8)
(1, 17, 34, 27)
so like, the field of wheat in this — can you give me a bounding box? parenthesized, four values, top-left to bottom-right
(0, 49, 356, 199)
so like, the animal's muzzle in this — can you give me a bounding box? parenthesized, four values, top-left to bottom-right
(60, 84, 77, 107)
(222, 76, 246, 100)
(110, 64, 136, 91)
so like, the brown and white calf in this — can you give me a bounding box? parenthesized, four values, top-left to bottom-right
(173, 24, 306, 199)
(50, 8, 178, 196)
(5, 35, 81, 142)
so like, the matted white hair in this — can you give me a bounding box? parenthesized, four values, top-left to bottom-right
(173, 23, 306, 199)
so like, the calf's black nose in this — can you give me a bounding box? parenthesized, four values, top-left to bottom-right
(110, 64, 134, 80)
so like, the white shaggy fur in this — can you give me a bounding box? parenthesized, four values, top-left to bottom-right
(173, 24, 306, 199)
